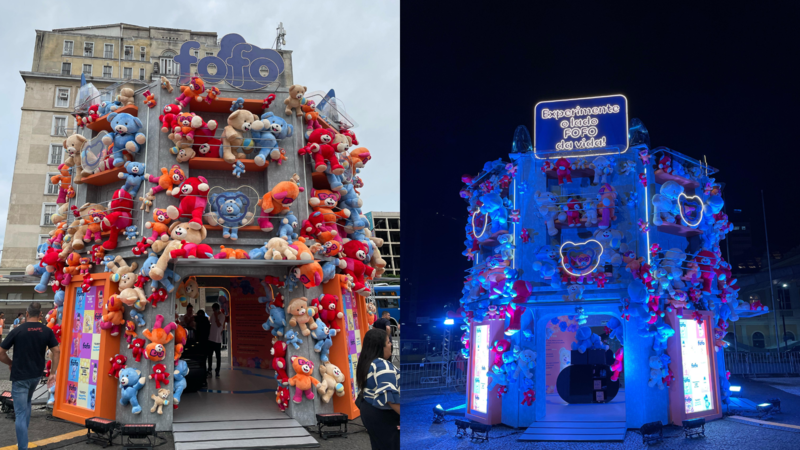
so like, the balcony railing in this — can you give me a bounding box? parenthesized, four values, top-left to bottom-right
(725, 351, 800, 376)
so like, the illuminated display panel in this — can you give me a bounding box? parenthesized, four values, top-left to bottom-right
(471, 325, 491, 414)
(679, 318, 714, 414)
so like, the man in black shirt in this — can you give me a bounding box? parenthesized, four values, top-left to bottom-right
(0, 302, 60, 450)
(373, 312, 393, 334)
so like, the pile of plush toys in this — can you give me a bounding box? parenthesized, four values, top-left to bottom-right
(33, 77, 384, 417)
(455, 122, 745, 412)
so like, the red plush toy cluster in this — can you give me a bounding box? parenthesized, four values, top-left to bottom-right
(108, 354, 127, 378)
(271, 339, 289, 385)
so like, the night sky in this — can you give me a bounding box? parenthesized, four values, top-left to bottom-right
(400, 4, 800, 335)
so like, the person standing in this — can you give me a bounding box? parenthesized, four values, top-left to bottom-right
(0, 303, 60, 450)
(194, 310, 210, 376)
(355, 328, 400, 450)
(373, 311, 392, 333)
(0, 312, 5, 341)
(208, 304, 224, 377)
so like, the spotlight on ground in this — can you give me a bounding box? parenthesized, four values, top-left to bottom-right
(767, 397, 781, 413)
(316, 413, 349, 440)
(454, 419, 470, 438)
(433, 404, 446, 424)
(757, 402, 775, 419)
(469, 422, 491, 442)
(444, 318, 454, 325)
(640, 421, 663, 445)
(85, 417, 117, 447)
(682, 418, 705, 438)
(0, 391, 13, 415)
(120, 423, 157, 450)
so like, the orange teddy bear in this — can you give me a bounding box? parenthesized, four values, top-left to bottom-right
(308, 189, 350, 225)
(145, 209, 171, 244)
(63, 252, 82, 276)
(288, 356, 320, 403)
(50, 164, 72, 206)
(205, 86, 220, 104)
(214, 245, 250, 260)
(146, 165, 185, 198)
(99, 294, 125, 336)
(257, 174, 305, 232)
(175, 76, 205, 107)
(142, 314, 176, 362)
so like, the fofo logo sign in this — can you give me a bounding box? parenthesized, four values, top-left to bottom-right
(174, 34, 285, 91)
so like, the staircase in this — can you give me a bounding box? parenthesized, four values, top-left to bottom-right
(519, 420, 627, 442)
(173, 418, 318, 449)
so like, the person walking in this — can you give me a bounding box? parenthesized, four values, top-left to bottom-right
(208, 304, 224, 377)
(355, 328, 400, 450)
(0, 303, 60, 450)
(194, 310, 211, 377)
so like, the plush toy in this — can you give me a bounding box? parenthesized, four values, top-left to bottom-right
(204, 86, 220, 104)
(310, 318, 337, 362)
(108, 354, 127, 378)
(317, 362, 346, 403)
(206, 191, 254, 240)
(175, 76, 206, 107)
(150, 364, 170, 389)
(250, 111, 292, 166)
(657, 154, 672, 174)
(159, 76, 173, 93)
(230, 97, 245, 112)
(81, 210, 105, 244)
(158, 104, 182, 133)
(572, 326, 609, 353)
(271, 339, 289, 385)
(140, 89, 155, 108)
(300, 211, 339, 243)
(49, 164, 72, 207)
(606, 317, 624, 343)
(148, 388, 170, 415)
(648, 356, 665, 389)
(316, 294, 344, 333)
(101, 113, 146, 167)
(287, 297, 318, 336)
(299, 129, 344, 174)
(167, 176, 210, 230)
(592, 156, 614, 185)
(117, 161, 146, 196)
(651, 181, 684, 226)
(220, 109, 263, 163)
(107, 256, 147, 311)
(610, 348, 624, 381)
(115, 87, 134, 106)
(284, 85, 307, 116)
(533, 191, 559, 236)
(176, 277, 199, 308)
(284, 329, 303, 350)
(142, 315, 176, 362)
(309, 188, 351, 226)
(301, 100, 322, 135)
(489, 339, 511, 368)
(144, 209, 171, 244)
(563, 284, 585, 301)
(514, 348, 536, 381)
(695, 250, 718, 293)
(61, 134, 89, 183)
(274, 212, 299, 243)
(119, 368, 147, 414)
(172, 360, 188, 408)
(288, 356, 320, 403)
(214, 245, 250, 260)
(257, 174, 304, 232)
(554, 158, 572, 185)
(140, 252, 181, 294)
(128, 338, 146, 363)
(341, 239, 375, 294)
(100, 189, 134, 251)
(595, 183, 618, 230)
(99, 295, 125, 336)
(486, 365, 510, 391)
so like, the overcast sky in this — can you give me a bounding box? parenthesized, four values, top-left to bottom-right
(0, 0, 399, 252)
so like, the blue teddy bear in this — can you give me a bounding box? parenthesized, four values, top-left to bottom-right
(103, 255, 115, 272)
(230, 97, 245, 112)
(278, 212, 299, 243)
(141, 252, 181, 292)
(97, 100, 121, 116)
(31, 243, 52, 293)
(118, 161, 146, 196)
(572, 326, 608, 353)
(209, 192, 252, 240)
(251, 112, 293, 167)
(486, 365, 509, 391)
(101, 112, 146, 167)
(606, 317, 624, 344)
(284, 272, 300, 292)
(124, 225, 138, 240)
(118, 368, 146, 414)
(129, 309, 146, 328)
(321, 260, 342, 284)
(249, 242, 270, 260)
(311, 318, 337, 363)
(54, 290, 65, 321)
(284, 329, 303, 350)
(340, 185, 368, 233)
(173, 360, 189, 406)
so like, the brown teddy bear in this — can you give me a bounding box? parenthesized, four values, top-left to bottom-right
(220, 110, 264, 163)
(160, 76, 173, 93)
(167, 133, 196, 163)
(284, 85, 307, 117)
(287, 297, 318, 336)
(62, 134, 88, 184)
(65, 203, 107, 254)
(117, 88, 135, 106)
(317, 362, 346, 403)
(106, 256, 147, 311)
(149, 221, 211, 281)
(150, 388, 170, 414)
(261, 237, 299, 260)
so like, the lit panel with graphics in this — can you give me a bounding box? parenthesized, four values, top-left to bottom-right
(470, 325, 490, 414)
(679, 318, 713, 414)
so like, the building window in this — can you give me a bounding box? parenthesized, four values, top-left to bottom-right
(140, 46, 146, 61)
(159, 50, 178, 75)
(7, 293, 22, 300)
(61, 62, 71, 76)
(45, 172, 59, 195)
(103, 65, 112, 78)
(83, 42, 94, 57)
(752, 332, 765, 349)
(123, 67, 132, 79)
(778, 287, 792, 310)
(55, 87, 70, 108)
(206, 52, 213, 56)
(139, 68, 145, 80)
(52, 116, 67, 136)
(785, 332, 796, 343)
(124, 45, 133, 60)
(49, 144, 63, 165)
(63, 40, 74, 55)
(82, 64, 92, 76)
(104, 43, 113, 59)
(193, 50, 199, 58)
(41, 203, 57, 226)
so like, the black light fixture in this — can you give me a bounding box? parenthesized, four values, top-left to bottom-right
(768, 397, 781, 413)
(757, 402, 775, 419)
(85, 417, 117, 447)
(469, 422, 491, 442)
(315, 413, 349, 440)
(120, 423, 157, 450)
(432, 404, 446, 424)
(682, 418, 705, 438)
(640, 421, 663, 445)
(454, 419, 470, 438)
(0, 391, 13, 417)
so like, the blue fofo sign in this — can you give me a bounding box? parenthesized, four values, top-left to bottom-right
(174, 34, 285, 90)
(534, 94, 628, 159)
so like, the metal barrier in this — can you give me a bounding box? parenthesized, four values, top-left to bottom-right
(725, 352, 800, 376)
(399, 360, 468, 391)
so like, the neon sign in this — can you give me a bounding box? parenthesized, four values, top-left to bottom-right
(559, 239, 604, 277)
(678, 193, 704, 228)
(471, 325, 490, 414)
(679, 318, 714, 414)
(534, 95, 629, 159)
(174, 34, 285, 90)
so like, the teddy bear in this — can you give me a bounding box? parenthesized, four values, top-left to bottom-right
(116, 87, 135, 106)
(651, 180, 684, 226)
(310, 318, 337, 363)
(149, 388, 171, 415)
(309, 189, 351, 226)
(50, 164, 72, 207)
(284, 329, 303, 350)
(533, 191, 559, 236)
(116, 161, 145, 196)
(302, 100, 322, 135)
(257, 174, 304, 232)
(214, 245, 250, 260)
(252, 112, 294, 167)
(606, 317, 624, 344)
(486, 365, 510, 391)
(99, 294, 125, 336)
(149, 364, 170, 390)
(317, 294, 344, 332)
(595, 183, 618, 230)
(118, 368, 147, 414)
(275, 212, 299, 243)
(172, 360, 188, 408)
(261, 237, 299, 260)
(61, 134, 89, 183)
(610, 348, 624, 381)
(657, 154, 672, 174)
(176, 277, 199, 308)
(160, 76, 173, 93)
(220, 109, 264, 163)
(341, 239, 375, 294)
(82, 210, 105, 243)
(206, 191, 254, 240)
(593, 229, 625, 266)
(563, 284, 585, 301)
(140, 252, 181, 294)
(145, 209, 171, 244)
(175, 76, 206, 107)
(106, 255, 148, 311)
(582, 200, 598, 226)
(108, 354, 127, 378)
(142, 89, 156, 108)
(284, 85, 307, 116)
(167, 176, 210, 230)
(301, 211, 339, 243)
(298, 129, 344, 174)
(128, 338, 146, 363)
(288, 355, 320, 403)
(276, 387, 291, 412)
(648, 356, 665, 389)
(262, 294, 286, 336)
(142, 314, 176, 362)
(591, 156, 614, 185)
(317, 362, 346, 403)
(287, 297, 318, 336)
(271, 339, 289, 384)
(158, 104, 182, 133)
(101, 112, 146, 167)
(572, 326, 609, 353)
(148, 222, 213, 281)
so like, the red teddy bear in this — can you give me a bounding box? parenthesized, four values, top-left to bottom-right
(150, 363, 170, 389)
(317, 294, 344, 332)
(276, 386, 290, 412)
(341, 240, 375, 295)
(101, 189, 134, 250)
(298, 129, 344, 174)
(555, 157, 572, 185)
(108, 354, 127, 378)
(158, 103, 182, 133)
(129, 338, 146, 363)
(167, 176, 210, 230)
(271, 339, 289, 385)
(83, 104, 100, 126)
(490, 339, 511, 368)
